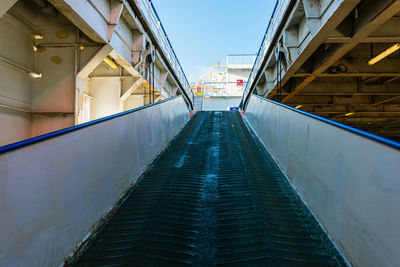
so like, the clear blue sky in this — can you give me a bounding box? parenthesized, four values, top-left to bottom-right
(152, 0, 276, 82)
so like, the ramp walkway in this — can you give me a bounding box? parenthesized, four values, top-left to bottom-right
(72, 111, 346, 266)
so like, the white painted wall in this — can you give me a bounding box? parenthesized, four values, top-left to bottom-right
(0, 0, 18, 17)
(202, 96, 242, 111)
(18, 0, 77, 136)
(164, 79, 177, 97)
(227, 68, 250, 82)
(0, 0, 190, 147)
(226, 68, 250, 96)
(90, 78, 122, 120)
(0, 13, 34, 146)
(0, 62, 32, 112)
(245, 95, 400, 267)
(31, 114, 75, 137)
(0, 1, 84, 145)
(124, 95, 144, 111)
(82, 61, 149, 122)
(0, 107, 31, 145)
(0, 96, 190, 267)
(32, 46, 74, 113)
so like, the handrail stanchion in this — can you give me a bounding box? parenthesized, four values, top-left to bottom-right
(242, 0, 290, 109)
(139, 1, 193, 106)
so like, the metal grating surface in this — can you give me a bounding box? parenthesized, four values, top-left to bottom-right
(73, 111, 347, 266)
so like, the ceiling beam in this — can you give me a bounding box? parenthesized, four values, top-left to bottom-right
(120, 77, 145, 101)
(340, 120, 400, 124)
(0, 0, 18, 18)
(332, 95, 400, 118)
(289, 103, 400, 107)
(326, 16, 400, 44)
(334, 117, 400, 122)
(314, 111, 400, 114)
(77, 45, 113, 79)
(107, 2, 124, 42)
(325, 36, 400, 43)
(292, 73, 400, 78)
(291, 92, 400, 96)
(263, 0, 361, 98)
(281, 0, 400, 103)
(383, 76, 400, 84)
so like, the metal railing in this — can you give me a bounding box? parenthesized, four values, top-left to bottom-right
(135, 0, 194, 102)
(203, 82, 248, 97)
(226, 54, 256, 65)
(242, 0, 291, 101)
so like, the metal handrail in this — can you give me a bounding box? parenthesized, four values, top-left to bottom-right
(136, 0, 194, 102)
(242, 0, 291, 102)
(252, 94, 400, 150)
(226, 55, 256, 65)
(0, 96, 183, 154)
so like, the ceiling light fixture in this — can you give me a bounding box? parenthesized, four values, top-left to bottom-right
(103, 56, 118, 69)
(345, 112, 355, 116)
(33, 34, 44, 40)
(368, 43, 400, 65)
(28, 72, 42, 78)
(295, 105, 302, 109)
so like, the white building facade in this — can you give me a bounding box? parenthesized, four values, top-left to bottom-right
(196, 54, 256, 110)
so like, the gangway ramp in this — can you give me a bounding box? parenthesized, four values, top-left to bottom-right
(70, 111, 346, 266)
(1, 91, 399, 266)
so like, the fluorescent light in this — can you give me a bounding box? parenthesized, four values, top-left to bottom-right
(33, 34, 44, 40)
(345, 112, 355, 116)
(103, 56, 118, 69)
(295, 105, 302, 109)
(368, 43, 400, 65)
(28, 72, 42, 78)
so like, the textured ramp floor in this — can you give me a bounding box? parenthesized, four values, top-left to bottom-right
(74, 111, 346, 266)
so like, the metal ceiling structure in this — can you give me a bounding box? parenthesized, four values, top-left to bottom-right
(243, 0, 400, 141)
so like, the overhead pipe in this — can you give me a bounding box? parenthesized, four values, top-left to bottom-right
(0, 56, 42, 78)
(0, 104, 30, 113)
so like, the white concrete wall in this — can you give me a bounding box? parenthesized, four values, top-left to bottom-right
(164, 79, 176, 98)
(26, 1, 77, 136)
(226, 68, 250, 96)
(0, 0, 18, 17)
(124, 95, 144, 111)
(90, 78, 122, 120)
(245, 95, 400, 267)
(31, 114, 75, 137)
(0, 12, 34, 146)
(0, 107, 31, 145)
(0, 96, 190, 267)
(0, 1, 95, 145)
(227, 69, 250, 82)
(202, 96, 242, 111)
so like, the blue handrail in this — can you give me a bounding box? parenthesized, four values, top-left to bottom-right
(243, 0, 280, 98)
(252, 94, 400, 150)
(0, 96, 183, 155)
(149, 1, 189, 85)
(146, 0, 194, 102)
